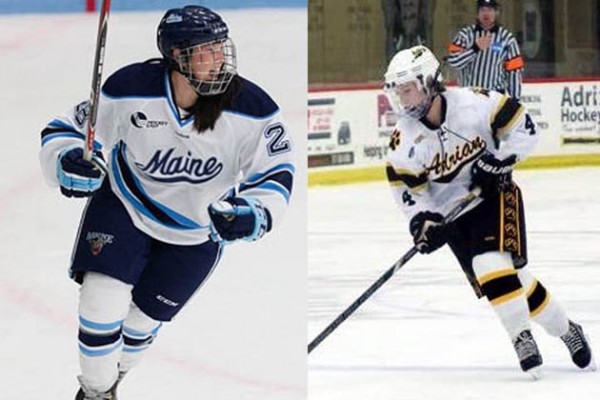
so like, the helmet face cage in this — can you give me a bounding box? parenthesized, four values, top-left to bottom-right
(176, 37, 237, 96)
(157, 6, 238, 96)
(383, 46, 442, 119)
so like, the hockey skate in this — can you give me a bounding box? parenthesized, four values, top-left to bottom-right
(560, 320, 596, 370)
(74, 372, 125, 400)
(512, 329, 543, 379)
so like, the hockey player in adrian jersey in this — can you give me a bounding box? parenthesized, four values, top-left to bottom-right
(383, 45, 594, 377)
(39, 6, 294, 399)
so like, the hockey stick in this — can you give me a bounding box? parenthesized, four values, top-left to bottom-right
(84, 0, 111, 161)
(308, 186, 481, 354)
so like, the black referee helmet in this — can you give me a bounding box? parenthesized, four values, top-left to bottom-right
(477, 0, 499, 8)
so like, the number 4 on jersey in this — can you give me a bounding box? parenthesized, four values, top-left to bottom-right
(402, 190, 416, 206)
(524, 114, 537, 136)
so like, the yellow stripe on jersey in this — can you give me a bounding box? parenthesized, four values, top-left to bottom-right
(526, 280, 538, 297)
(385, 163, 428, 189)
(477, 268, 516, 285)
(490, 287, 524, 306)
(526, 279, 550, 317)
(490, 96, 525, 138)
(479, 269, 523, 304)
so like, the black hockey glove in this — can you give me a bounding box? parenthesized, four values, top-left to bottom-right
(208, 197, 272, 244)
(57, 147, 107, 198)
(470, 154, 516, 199)
(409, 211, 447, 254)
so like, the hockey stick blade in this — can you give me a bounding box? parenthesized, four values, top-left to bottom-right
(308, 187, 481, 354)
(84, 0, 111, 161)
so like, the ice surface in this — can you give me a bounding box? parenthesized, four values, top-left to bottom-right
(0, 9, 307, 399)
(309, 167, 600, 399)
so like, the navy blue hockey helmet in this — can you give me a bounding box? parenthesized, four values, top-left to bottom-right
(477, 0, 498, 9)
(157, 5, 237, 96)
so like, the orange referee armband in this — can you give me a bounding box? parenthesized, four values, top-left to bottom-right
(504, 56, 524, 71)
(447, 43, 465, 54)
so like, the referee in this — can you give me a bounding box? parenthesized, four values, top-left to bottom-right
(447, 0, 524, 99)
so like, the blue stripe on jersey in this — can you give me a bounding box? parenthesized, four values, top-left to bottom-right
(41, 131, 83, 146)
(246, 180, 292, 203)
(41, 131, 103, 151)
(122, 323, 162, 340)
(41, 118, 103, 150)
(164, 71, 194, 128)
(245, 163, 296, 184)
(79, 316, 124, 332)
(111, 142, 203, 230)
(239, 163, 295, 202)
(79, 330, 121, 347)
(123, 335, 151, 347)
(79, 338, 123, 357)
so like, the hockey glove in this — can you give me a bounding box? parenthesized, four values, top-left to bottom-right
(208, 197, 272, 243)
(409, 211, 447, 254)
(57, 146, 107, 198)
(470, 154, 516, 199)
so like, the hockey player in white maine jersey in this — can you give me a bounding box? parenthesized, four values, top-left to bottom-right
(383, 45, 594, 377)
(39, 6, 294, 399)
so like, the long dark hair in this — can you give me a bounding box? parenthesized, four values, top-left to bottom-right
(147, 58, 242, 133)
(186, 74, 242, 133)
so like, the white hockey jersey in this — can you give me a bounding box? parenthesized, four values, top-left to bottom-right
(40, 60, 295, 245)
(386, 87, 538, 222)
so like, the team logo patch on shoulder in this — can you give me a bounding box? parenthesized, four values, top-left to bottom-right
(86, 231, 114, 256)
(412, 47, 426, 60)
(130, 111, 169, 129)
(74, 101, 90, 128)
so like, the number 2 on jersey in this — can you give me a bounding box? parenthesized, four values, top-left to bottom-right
(264, 123, 291, 156)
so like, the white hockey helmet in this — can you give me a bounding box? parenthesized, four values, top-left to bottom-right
(384, 45, 443, 119)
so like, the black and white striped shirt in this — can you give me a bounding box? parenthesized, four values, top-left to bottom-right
(447, 23, 523, 99)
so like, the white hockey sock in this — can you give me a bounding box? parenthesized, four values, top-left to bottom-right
(119, 302, 163, 373)
(78, 272, 133, 392)
(473, 252, 530, 339)
(517, 267, 570, 337)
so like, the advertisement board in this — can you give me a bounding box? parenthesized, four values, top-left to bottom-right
(308, 80, 600, 175)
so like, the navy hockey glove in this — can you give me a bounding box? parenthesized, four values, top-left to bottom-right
(57, 147, 107, 198)
(470, 154, 516, 199)
(208, 197, 272, 243)
(409, 211, 447, 254)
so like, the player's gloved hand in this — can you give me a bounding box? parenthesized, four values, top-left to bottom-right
(470, 154, 516, 199)
(57, 146, 107, 198)
(208, 197, 272, 243)
(409, 211, 447, 254)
